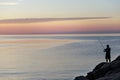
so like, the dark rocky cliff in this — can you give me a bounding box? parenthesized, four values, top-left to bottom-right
(74, 56, 120, 80)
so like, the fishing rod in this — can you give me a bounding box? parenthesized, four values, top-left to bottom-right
(98, 39, 105, 50)
(94, 38, 106, 60)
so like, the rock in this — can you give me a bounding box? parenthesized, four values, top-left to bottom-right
(86, 62, 107, 80)
(74, 55, 120, 80)
(105, 68, 120, 76)
(74, 76, 88, 80)
(91, 62, 111, 79)
(86, 72, 95, 80)
(110, 60, 120, 69)
(93, 62, 107, 71)
(114, 56, 120, 61)
(96, 72, 120, 80)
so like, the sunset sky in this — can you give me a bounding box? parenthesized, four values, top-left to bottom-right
(0, 0, 120, 34)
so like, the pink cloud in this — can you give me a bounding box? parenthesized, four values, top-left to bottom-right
(0, 17, 111, 23)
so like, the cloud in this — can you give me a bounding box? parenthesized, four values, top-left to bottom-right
(0, 2, 18, 5)
(0, 0, 23, 6)
(0, 17, 111, 24)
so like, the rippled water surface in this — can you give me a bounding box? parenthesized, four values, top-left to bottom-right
(0, 34, 120, 80)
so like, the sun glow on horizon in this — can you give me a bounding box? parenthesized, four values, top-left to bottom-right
(0, 0, 120, 34)
(0, 18, 120, 34)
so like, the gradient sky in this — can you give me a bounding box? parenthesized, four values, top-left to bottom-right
(0, 0, 120, 34)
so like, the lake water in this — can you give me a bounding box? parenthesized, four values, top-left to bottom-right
(0, 34, 120, 80)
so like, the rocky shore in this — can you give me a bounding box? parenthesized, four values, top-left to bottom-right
(74, 56, 120, 80)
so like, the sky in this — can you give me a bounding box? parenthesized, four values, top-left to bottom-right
(0, 0, 120, 34)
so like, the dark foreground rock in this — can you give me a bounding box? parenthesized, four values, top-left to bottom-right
(74, 76, 88, 80)
(74, 56, 120, 80)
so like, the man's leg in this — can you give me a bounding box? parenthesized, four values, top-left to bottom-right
(106, 58, 108, 63)
(109, 58, 111, 62)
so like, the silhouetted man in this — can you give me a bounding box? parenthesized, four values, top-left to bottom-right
(104, 45, 111, 62)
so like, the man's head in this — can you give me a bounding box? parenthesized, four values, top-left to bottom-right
(107, 45, 109, 48)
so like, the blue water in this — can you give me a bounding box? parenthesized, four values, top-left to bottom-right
(0, 34, 120, 80)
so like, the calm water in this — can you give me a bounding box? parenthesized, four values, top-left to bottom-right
(0, 34, 120, 80)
